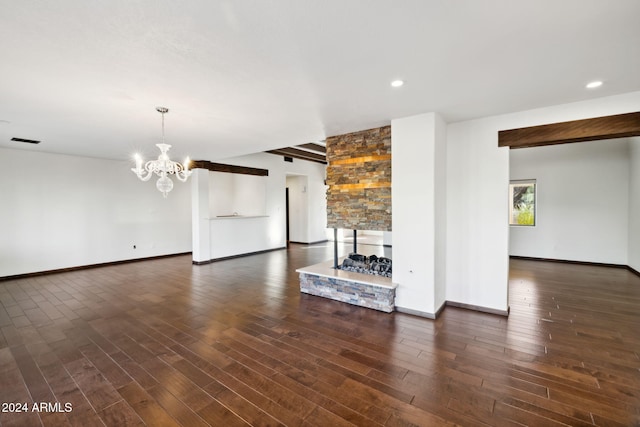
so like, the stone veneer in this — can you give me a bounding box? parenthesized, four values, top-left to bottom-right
(297, 259, 396, 313)
(299, 273, 395, 312)
(326, 126, 391, 231)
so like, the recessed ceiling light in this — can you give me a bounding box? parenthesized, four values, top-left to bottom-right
(391, 80, 404, 88)
(586, 80, 603, 89)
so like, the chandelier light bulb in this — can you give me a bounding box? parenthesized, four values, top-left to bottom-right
(133, 153, 142, 173)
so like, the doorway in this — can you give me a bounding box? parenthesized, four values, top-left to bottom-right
(503, 112, 640, 270)
(285, 187, 290, 245)
(285, 174, 309, 244)
(509, 138, 632, 265)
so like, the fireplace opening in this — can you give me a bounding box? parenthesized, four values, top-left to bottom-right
(338, 253, 392, 278)
(331, 229, 392, 278)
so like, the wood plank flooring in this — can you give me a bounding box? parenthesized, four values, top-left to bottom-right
(1, 244, 639, 426)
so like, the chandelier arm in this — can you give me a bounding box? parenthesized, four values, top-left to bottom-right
(131, 166, 154, 182)
(172, 162, 188, 182)
(174, 170, 192, 182)
(138, 162, 156, 181)
(139, 171, 154, 182)
(169, 162, 180, 175)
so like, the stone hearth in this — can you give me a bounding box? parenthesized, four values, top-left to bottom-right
(297, 259, 396, 313)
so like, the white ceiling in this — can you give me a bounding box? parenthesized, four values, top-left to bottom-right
(1, 0, 639, 162)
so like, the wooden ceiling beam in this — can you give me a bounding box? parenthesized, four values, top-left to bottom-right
(266, 147, 327, 164)
(191, 160, 268, 176)
(295, 143, 327, 153)
(499, 111, 640, 149)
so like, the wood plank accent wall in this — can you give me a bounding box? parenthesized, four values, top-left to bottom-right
(499, 111, 640, 148)
(326, 126, 391, 231)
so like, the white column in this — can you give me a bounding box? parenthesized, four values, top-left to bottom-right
(191, 169, 211, 263)
(392, 112, 447, 317)
(629, 138, 640, 272)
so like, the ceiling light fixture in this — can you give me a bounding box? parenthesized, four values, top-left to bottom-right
(131, 107, 192, 198)
(586, 80, 603, 89)
(391, 80, 404, 88)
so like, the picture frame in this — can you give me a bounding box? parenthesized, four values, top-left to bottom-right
(509, 180, 536, 226)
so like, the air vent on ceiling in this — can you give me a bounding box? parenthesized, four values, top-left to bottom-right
(11, 137, 41, 144)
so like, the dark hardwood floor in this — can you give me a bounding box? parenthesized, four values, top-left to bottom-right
(1, 244, 639, 426)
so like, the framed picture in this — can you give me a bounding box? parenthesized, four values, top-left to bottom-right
(509, 180, 536, 226)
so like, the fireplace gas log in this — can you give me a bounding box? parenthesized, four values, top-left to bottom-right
(370, 255, 392, 275)
(339, 253, 392, 278)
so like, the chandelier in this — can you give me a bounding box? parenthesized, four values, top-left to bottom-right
(131, 107, 192, 197)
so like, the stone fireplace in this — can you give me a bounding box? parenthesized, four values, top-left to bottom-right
(325, 126, 391, 231)
(297, 126, 396, 312)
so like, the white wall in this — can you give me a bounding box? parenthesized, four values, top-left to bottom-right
(209, 216, 278, 259)
(193, 152, 327, 261)
(382, 231, 392, 246)
(510, 139, 630, 264)
(629, 137, 640, 272)
(446, 91, 640, 313)
(1, 147, 192, 277)
(392, 112, 446, 317)
(209, 172, 267, 217)
(446, 118, 510, 312)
